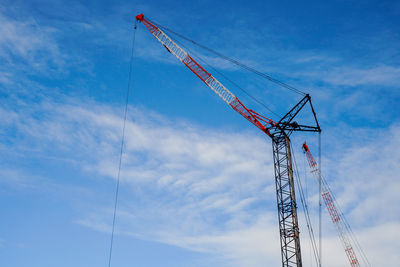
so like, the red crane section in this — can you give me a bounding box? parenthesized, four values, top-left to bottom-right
(136, 14, 276, 136)
(302, 143, 361, 267)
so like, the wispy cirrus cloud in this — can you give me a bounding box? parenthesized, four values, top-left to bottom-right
(325, 124, 400, 225)
(0, 7, 95, 81)
(298, 65, 400, 87)
(2, 91, 400, 266)
(0, 11, 65, 73)
(1, 2, 399, 265)
(1, 93, 278, 265)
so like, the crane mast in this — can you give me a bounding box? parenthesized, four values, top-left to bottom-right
(136, 14, 321, 266)
(302, 143, 360, 267)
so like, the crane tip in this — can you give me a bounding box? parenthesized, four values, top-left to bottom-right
(302, 142, 309, 151)
(136, 13, 144, 21)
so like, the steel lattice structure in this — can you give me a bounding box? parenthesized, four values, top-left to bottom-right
(303, 143, 361, 267)
(136, 14, 321, 266)
(272, 136, 302, 266)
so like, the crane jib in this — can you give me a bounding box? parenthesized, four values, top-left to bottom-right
(182, 55, 211, 83)
(136, 14, 275, 136)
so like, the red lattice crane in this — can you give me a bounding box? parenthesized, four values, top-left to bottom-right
(137, 14, 321, 267)
(302, 143, 360, 267)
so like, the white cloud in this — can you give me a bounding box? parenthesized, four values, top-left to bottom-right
(324, 124, 400, 225)
(0, 11, 65, 72)
(288, 52, 400, 88)
(1, 2, 399, 266)
(321, 65, 400, 87)
(2, 93, 400, 266)
(2, 96, 278, 260)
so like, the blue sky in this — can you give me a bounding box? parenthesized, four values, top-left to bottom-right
(1, 0, 400, 266)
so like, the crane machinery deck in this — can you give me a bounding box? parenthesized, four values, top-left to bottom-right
(136, 14, 321, 267)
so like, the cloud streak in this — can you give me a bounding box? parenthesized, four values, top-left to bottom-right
(2, 92, 400, 266)
(1, 2, 399, 265)
(0, 11, 65, 73)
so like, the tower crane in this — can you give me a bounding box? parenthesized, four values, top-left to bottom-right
(302, 143, 365, 267)
(136, 14, 321, 266)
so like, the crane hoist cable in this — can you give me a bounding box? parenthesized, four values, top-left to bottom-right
(290, 143, 321, 266)
(318, 133, 322, 267)
(107, 20, 138, 267)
